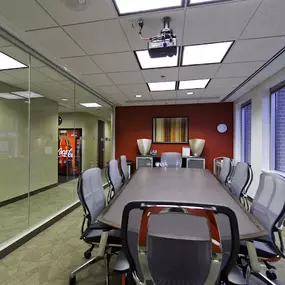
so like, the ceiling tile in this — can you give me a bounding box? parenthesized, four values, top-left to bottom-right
(26, 28, 85, 58)
(33, 66, 68, 82)
(153, 100, 176, 106)
(81, 74, 114, 87)
(0, 0, 57, 31)
(118, 84, 150, 96)
(99, 85, 122, 94)
(184, 0, 261, 45)
(224, 37, 285, 63)
(142, 68, 179, 82)
(203, 90, 225, 98)
(107, 71, 145, 85)
(177, 90, 204, 98)
(151, 91, 177, 100)
(240, 0, 285, 39)
(0, 38, 11, 47)
(64, 20, 131, 55)
(0, 72, 23, 85)
(120, 10, 184, 50)
(214, 61, 265, 78)
(199, 98, 220, 103)
(4, 69, 55, 83)
(206, 77, 247, 93)
(36, 0, 116, 25)
(179, 65, 220, 80)
(61, 56, 102, 74)
(91, 52, 140, 72)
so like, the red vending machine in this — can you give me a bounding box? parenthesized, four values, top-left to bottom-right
(58, 129, 82, 180)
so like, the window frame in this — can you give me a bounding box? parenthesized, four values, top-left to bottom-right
(241, 100, 252, 164)
(270, 80, 285, 172)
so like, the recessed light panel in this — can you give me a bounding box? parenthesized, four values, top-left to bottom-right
(114, 0, 183, 15)
(148, 81, 176, 91)
(13, 91, 43, 98)
(179, 79, 209, 89)
(0, 52, 27, 70)
(189, 0, 228, 4)
(80, 103, 102, 108)
(136, 49, 179, 69)
(182, 41, 233, 66)
(0, 93, 23, 99)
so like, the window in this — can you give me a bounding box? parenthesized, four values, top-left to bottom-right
(271, 87, 285, 172)
(241, 102, 252, 164)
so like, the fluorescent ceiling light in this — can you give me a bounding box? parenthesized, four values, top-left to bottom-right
(13, 91, 44, 98)
(135, 94, 142, 98)
(136, 49, 179, 69)
(148, 81, 176, 91)
(114, 0, 182, 15)
(0, 52, 27, 70)
(179, 79, 209, 89)
(186, 92, 194, 95)
(0, 93, 23, 99)
(182, 41, 233, 66)
(190, 0, 223, 4)
(80, 102, 102, 108)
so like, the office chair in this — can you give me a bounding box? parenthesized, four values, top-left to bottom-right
(69, 168, 121, 285)
(218, 157, 232, 184)
(160, 152, 182, 168)
(120, 155, 130, 183)
(228, 162, 253, 210)
(120, 201, 243, 285)
(237, 172, 285, 283)
(107, 159, 123, 201)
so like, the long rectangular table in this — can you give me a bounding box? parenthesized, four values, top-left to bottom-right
(99, 168, 267, 240)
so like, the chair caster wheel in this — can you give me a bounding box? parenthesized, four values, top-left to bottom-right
(266, 270, 277, 280)
(84, 250, 92, 259)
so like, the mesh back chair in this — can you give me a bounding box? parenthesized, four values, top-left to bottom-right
(121, 201, 241, 285)
(107, 159, 123, 201)
(238, 172, 285, 283)
(161, 152, 182, 168)
(69, 168, 121, 285)
(228, 162, 253, 209)
(120, 155, 130, 183)
(218, 157, 232, 184)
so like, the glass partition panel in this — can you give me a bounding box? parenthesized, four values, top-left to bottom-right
(0, 38, 30, 244)
(28, 57, 76, 227)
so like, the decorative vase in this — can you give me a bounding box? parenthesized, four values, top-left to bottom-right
(189, 139, 205, 157)
(137, 139, 152, 156)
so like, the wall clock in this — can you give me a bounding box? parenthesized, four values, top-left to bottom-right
(217, 124, 227, 133)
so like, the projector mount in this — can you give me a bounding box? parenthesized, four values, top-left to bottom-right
(134, 16, 176, 45)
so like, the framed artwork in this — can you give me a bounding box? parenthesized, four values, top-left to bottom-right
(152, 117, 189, 143)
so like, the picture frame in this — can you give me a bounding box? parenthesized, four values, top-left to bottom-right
(152, 116, 189, 144)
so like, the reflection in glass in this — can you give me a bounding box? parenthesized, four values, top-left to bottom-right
(0, 40, 30, 244)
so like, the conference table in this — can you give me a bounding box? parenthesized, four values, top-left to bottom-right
(99, 167, 267, 240)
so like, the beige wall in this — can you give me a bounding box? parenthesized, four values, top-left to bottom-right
(0, 98, 58, 202)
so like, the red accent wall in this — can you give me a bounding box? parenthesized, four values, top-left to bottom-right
(115, 103, 234, 172)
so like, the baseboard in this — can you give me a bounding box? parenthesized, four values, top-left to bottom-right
(0, 182, 109, 259)
(0, 182, 59, 207)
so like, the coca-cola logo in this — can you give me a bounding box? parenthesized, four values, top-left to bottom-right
(58, 148, 73, 158)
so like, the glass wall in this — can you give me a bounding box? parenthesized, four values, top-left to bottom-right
(0, 36, 113, 245)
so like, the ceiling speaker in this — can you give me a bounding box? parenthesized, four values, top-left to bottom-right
(61, 0, 88, 11)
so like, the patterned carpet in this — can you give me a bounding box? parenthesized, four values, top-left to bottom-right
(0, 171, 107, 244)
(0, 205, 284, 284)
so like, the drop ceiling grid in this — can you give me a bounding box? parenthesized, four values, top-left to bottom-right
(1, 0, 285, 105)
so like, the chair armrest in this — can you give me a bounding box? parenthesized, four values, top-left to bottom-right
(89, 221, 113, 231)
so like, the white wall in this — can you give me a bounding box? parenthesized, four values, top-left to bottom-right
(234, 66, 285, 197)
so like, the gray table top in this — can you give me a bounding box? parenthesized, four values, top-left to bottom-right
(99, 167, 267, 240)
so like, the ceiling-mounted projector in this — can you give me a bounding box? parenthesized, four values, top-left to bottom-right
(136, 17, 177, 59)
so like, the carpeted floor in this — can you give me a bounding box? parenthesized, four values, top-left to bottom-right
(0, 205, 285, 285)
(0, 170, 107, 244)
